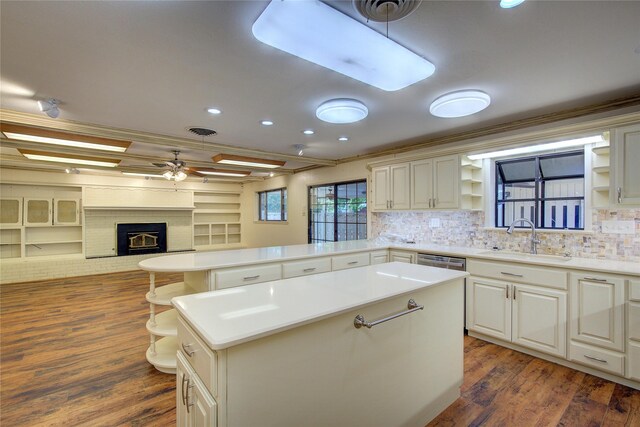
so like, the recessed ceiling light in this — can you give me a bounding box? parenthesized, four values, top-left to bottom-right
(1, 124, 131, 152)
(207, 107, 222, 115)
(316, 99, 368, 124)
(338, 136, 349, 142)
(212, 154, 285, 169)
(302, 129, 315, 135)
(500, 0, 526, 8)
(260, 120, 274, 126)
(18, 149, 120, 167)
(468, 135, 604, 160)
(252, 0, 435, 91)
(429, 90, 491, 118)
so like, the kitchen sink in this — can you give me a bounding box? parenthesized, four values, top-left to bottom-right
(478, 250, 572, 262)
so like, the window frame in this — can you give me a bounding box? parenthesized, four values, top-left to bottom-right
(494, 150, 585, 230)
(257, 187, 287, 222)
(307, 179, 367, 243)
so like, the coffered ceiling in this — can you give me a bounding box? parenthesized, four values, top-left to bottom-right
(1, 0, 640, 179)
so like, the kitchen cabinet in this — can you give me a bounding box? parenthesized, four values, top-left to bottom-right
(629, 279, 640, 381)
(612, 123, 640, 205)
(53, 199, 80, 225)
(177, 352, 217, 427)
(570, 273, 624, 352)
(24, 198, 52, 226)
(466, 260, 567, 358)
(0, 198, 22, 226)
(410, 155, 459, 209)
(331, 252, 370, 271)
(371, 163, 410, 210)
(389, 249, 415, 263)
(369, 250, 389, 264)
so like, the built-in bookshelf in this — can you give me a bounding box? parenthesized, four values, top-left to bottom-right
(460, 156, 484, 210)
(591, 144, 610, 208)
(193, 191, 242, 249)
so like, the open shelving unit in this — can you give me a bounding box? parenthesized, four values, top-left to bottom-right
(591, 144, 610, 208)
(193, 191, 242, 249)
(460, 156, 484, 210)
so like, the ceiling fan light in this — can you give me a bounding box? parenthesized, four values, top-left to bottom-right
(316, 99, 368, 124)
(175, 171, 188, 181)
(429, 90, 491, 118)
(162, 170, 174, 180)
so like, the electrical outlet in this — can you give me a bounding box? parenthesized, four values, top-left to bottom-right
(601, 220, 635, 234)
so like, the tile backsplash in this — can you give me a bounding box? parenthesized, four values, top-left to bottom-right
(371, 208, 640, 263)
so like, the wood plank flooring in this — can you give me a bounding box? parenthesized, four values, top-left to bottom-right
(1, 270, 639, 426)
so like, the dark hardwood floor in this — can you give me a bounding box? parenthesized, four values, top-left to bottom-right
(1, 270, 639, 426)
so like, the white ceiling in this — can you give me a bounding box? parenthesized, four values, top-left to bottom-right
(1, 0, 640, 170)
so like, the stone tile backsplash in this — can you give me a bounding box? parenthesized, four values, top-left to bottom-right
(371, 208, 640, 263)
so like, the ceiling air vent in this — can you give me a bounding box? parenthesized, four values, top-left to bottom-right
(353, 0, 422, 23)
(187, 127, 217, 137)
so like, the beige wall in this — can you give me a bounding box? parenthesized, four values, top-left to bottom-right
(241, 158, 378, 248)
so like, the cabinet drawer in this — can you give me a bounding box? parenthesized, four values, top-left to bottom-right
(215, 263, 282, 289)
(467, 259, 567, 290)
(630, 302, 640, 341)
(370, 250, 389, 265)
(331, 252, 370, 271)
(177, 317, 217, 397)
(630, 279, 640, 302)
(569, 341, 624, 376)
(282, 257, 331, 279)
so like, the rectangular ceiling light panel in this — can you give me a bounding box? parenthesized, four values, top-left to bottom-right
(252, 0, 435, 91)
(212, 154, 285, 169)
(18, 149, 120, 167)
(1, 124, 131, 152)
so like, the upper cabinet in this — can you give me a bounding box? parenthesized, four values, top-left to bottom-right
(24, 198, 52, 226)
(54, 199, 80, 225)
(410, 155, 459, 209)
(23, 198, 81, 226)
(0, 198, 23, 226)
(371, 163, 410, 210)
(612, 123, 640, 206)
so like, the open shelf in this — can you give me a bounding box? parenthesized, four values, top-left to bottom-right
(146, 309, 178, 336)
(146, 336, 178, 374)
(146, 282, 198, 305)
(591, 143, 611, 208)
(460, 156, 484, 210)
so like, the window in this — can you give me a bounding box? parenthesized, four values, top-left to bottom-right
(308, 180, 367, 243)
(495, 151, 585, 230)
(258, 188, 287, 221)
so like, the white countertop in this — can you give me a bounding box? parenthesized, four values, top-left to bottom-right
(172, 262, 468, 350)
(138, 240, 640, 276)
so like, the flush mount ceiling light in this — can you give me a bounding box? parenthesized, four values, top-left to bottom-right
(252, 0, 435, 91)
(467, 135, 605, 160)
(37, 99, 60, 118)
(193, 168, 251, 177)
(212, 154, 285, 169)
(1, 124, 131, 152)
(429, 90, 491, 118)
(500, 0, 526, 8)
(316, 99, 368, 124)
(17, 149, 120, 167)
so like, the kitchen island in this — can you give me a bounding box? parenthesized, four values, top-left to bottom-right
(172, 262, 468, 427)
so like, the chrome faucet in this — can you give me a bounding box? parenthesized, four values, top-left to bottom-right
(506, 218, 541, 254)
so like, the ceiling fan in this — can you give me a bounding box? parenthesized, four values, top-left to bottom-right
(153, 150, 190, 181)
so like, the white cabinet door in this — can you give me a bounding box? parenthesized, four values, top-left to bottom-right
(613, 123, 640, 205)
(191, 377, 216, 427)
(389, 250, 414, 263)
(628, 341, 640, 381)
(0, 198, 22, 226)
(177, 353, 192, 427)
(466, 276, 511, 341)
(570, 273, 625, 352)
(512, 284, 567, 358)
(372, 167, 390, 211)
(410, 159, 433, 209)
(433, 155, 459, 209)
(53, 198, 80, 225)
(23, 198, 52, 226)
(390, 164, 410, 209)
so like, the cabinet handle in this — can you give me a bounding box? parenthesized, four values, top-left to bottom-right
(181, 342, 195, 357)
(390, 200, 393, 209)
(584, 354, 608, 364)
(348, 261, 359, 265)
(185, 379, 193, 413)
(500, 272, 523, 277)
(243, 275, 260, 281)
(303, 268, 316, 272)
(583, 277, 608, 283)
(505, 286, 509, 299)
(428, 198, 432, 208)
(181, 373, 188, 406)
(617, 187, 622, 204)
(513, 285, 516, 300)
(354, 299, 423, 329)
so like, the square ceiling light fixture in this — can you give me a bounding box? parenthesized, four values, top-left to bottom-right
(1, 124, 131, 152)
(212, 154, 285, 169)
(17, 149, 121, 167)
(252, 0, 435, 91)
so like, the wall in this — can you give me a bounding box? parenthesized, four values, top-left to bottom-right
(371, 208, 640, 263)
(240, 158, 379, 248)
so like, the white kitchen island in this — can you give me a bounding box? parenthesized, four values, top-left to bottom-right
(172, 262, 468, 427)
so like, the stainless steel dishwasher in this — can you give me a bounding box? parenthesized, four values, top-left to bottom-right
(417, 253, 467, 332)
